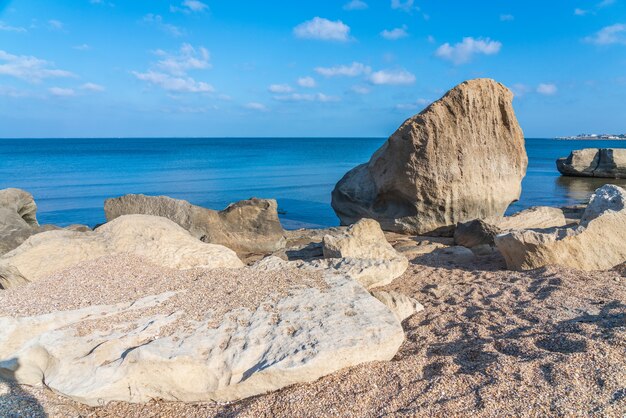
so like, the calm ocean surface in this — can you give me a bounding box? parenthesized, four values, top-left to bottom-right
(1, 138, 625, 229)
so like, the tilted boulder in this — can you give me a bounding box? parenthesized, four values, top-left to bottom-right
(496, 206, 568, 230)
(0, 214, 243, 288)
(495, 185, 626, 271)
(331, 78, 527, 235)
(0, 255, 404, 405)
(557, 148, 626, 179)
(322, 218, 408, 288)
(104, 194, 286, 254)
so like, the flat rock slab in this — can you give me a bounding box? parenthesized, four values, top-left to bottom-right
(0, 255, 404, 406)
(557, 148, 626, 179)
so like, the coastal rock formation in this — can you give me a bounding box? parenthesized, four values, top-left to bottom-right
(496, 206, 568, 230)
(322, 219, 408, 288)
(0, 255, 404, 406)
(557, 148, 626, 179)
(0, 215, 243, 288)
(495, 185, 626, 271)
(104, 194, 286, 254)
(0, 189, 40, 256)
(370, 290, 424, 322)
(331, 78, 527, 235)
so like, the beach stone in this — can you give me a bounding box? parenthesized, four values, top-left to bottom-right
(0, 188, 40, 256)
(322, 219, 408, 288)
(454, 219, 502, 248)
(370, 290, 424, 322)
(557, 148, 626, 179)
(0, 258, 404, 406)
(496, 206, 568, 230)
(495, 185, 626, 271)
(104, 194, 286, 254)
(0, 214, 243, 287)
(331, 78, 527, 235)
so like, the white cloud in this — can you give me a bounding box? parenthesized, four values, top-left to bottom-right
(315, 62, 371, 77)
(351, 85, 370, 94)
(574, 8, 589, 15)
(368, 69, 415, 85)
(143, 14, 184, 37)
(273, 92, 340, 102)
(155, 43, 211, 76)
(73, 44, 91, 51)
(297, 76, 316, 88)
(80, 82, 105, 92)
(584, 23, 626, 45)
(598, 0, 616, 7)
(268, 83, 293, 93)
(343, 0, 368, 10)
(171, 0, 209, 13)
(133, 70, 214, 93)
(510, 83, 530, 97)
(391, 0, 415, 12)
(435, 37, 502, 65)
(0, 50, 74, 82)
(500, 14, 514, 21)
(293, 17, 351, 42)
(48, 87, 75, 97)
(395, 98, 430, 110)
(381, 25, 408, 40)
(536, 83, 557, 95)
(244, 102, 268, 111)
(48, 20, 64, 30)
(0, 22, 26, 32)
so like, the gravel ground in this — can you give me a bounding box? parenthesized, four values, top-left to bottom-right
(1, 253, 625, 417)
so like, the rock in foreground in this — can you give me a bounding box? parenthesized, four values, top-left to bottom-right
(0, 215, 242, 288)
(331, 78, 527, 235)
(104, 194, 286, 254)
(0, 255, 404, 406)
(495, 185, 626, 271)
(557, 148, 626, 179)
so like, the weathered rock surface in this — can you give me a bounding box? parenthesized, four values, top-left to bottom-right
(104, 194, 286, 254)
(495, 185, 626, 271)
(496, 206, 568, 230)
(0, 256, 404, 406)
(557, 148, 626, 179)
(0, 215, 243, 288)
(0, 189, 40, 256)
(370, 290, 424, 322)
(322, 219, 408, 288)
(454, 219, 501, 248)
(331, 78, 527, 235)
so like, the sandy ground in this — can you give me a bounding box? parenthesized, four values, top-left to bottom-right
(1, 251, 625, 417)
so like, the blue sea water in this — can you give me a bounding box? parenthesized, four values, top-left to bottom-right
(1, 138, 625, 229)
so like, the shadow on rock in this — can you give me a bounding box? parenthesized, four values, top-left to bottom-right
(0, 360, 47, 418)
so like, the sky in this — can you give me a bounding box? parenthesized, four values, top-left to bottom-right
(0, 0, 625, 138)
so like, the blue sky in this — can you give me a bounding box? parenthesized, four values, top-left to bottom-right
(1, 0, 625, 138)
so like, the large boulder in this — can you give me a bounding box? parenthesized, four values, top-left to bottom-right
(0, 214, 243, 288)
(557, 148, 626, 179)
(104, 194, 286, 254)
(331, 78, 527, 235)
(322, 219, 408, 288)
(0, 188, 39, 256)
(0, 255, 404, 406)
(495, 185, 626, 271)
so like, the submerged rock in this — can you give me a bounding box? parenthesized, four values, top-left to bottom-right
(557, 148, 626, 179)
(331, 78, 527, 235)
(495, 185, 626, 271)
(104, 194, 286, 254)
(0, 214, 243, 288)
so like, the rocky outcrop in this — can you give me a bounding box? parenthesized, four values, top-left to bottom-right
(331, 78, 527, 235)
(495, 185, 626, 271)
(322, 219, 408, 288)
(104, 194, 286, 254)
(0, 215, 243, 288)
(557, 148, 626, 179)
(0, 256, 404, 406)
(0, 189, 40, 256)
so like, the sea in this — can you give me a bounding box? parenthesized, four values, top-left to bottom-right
(1, 138, 625, 229)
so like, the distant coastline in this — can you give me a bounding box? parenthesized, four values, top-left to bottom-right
(556, 133, 626, 140)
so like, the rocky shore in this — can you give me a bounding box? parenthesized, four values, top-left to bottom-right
(1, 78, 625, 417)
